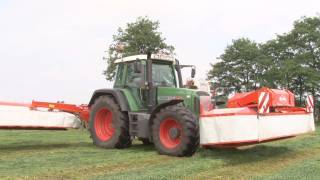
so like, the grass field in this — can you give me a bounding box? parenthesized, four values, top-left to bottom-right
(0, 124, 319, 180)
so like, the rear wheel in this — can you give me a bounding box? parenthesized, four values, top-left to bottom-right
(152, 105, 199, 156)
(89, 96, 131, 148)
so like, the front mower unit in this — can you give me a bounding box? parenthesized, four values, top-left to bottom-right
(199, 88, 315, 148)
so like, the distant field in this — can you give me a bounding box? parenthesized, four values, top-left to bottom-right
(0, 124, 319, 179)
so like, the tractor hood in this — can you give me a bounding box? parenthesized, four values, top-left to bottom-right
(157, 87, 210, 115)
(157, 87, 196, 101)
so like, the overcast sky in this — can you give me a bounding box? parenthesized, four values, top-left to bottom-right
(0, 0, 319, 104)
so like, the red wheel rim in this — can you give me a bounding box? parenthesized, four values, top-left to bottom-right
(159, 118, 182, 149)
(94, 108, 114, 141)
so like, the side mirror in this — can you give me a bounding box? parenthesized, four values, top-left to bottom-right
(191, 66, 196, 78)
(134, 59, 142, 73)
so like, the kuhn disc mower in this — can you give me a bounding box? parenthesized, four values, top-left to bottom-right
(200, 88, 315, 148)
(0, 53, 315, 157)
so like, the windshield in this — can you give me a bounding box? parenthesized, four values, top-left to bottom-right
(152, 63, 176, 87)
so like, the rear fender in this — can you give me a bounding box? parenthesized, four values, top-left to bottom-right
(150, 99, 183, 119)
(88, 89, 129, 111)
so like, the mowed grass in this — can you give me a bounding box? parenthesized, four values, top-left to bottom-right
(0, 124, 319, 180)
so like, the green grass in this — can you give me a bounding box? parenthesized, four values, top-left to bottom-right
(0, 125, 319, 180)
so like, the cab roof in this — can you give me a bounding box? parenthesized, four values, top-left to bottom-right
(114, 54, 175, 64)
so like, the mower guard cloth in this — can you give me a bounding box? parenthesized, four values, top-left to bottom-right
(0, 105, 81, 129)
(199, 107, 315, 147)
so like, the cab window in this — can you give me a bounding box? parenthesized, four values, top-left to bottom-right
(152, 63, 176, 87)
(114, 64, 124, 88)
(125, 62, 145, 88)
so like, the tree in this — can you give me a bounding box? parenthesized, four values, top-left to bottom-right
(208, 16, 320, 120)
(103, 16, 174, 81)
(288, 16, 320, 103)
(261, 16, 320, 104)
(207, 38, 263, 95)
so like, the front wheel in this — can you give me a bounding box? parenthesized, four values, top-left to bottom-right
(152, 105, 199, 156)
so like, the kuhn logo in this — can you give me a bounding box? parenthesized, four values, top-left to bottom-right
(279, 95, 287, 103)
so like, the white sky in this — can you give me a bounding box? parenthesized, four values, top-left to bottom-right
(0, 0, 319, 104)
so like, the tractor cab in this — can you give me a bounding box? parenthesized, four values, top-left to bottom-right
(113, 54, 198, 112)
(114, 54, 179, 88)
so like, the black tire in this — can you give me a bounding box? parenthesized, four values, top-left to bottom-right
(89, 96, 131, 149)
(152, 105, 199, 157)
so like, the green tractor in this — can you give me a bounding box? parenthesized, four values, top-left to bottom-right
(88, 53, 210, 157)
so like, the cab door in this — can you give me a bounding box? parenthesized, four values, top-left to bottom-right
(124, 61, 147, 110)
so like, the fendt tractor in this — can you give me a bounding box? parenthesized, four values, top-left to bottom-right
(88, 53, 201, 156)
(87, 53, 315, 157)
